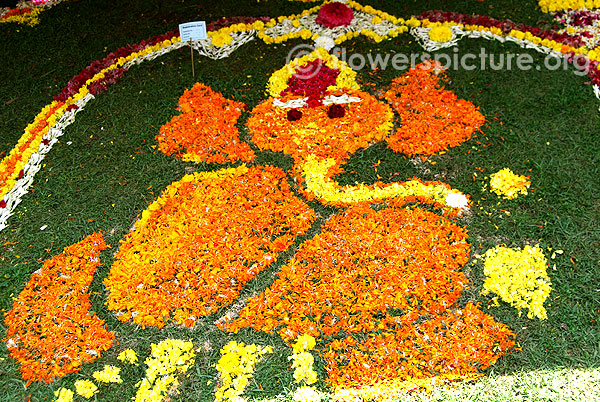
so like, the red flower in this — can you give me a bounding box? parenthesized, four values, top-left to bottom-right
(316, 2, 354, 28)
(18, 170, 24, 180)
(327, 104, 345, 119)
(287, 109, 303, 121)
(0, 200, 6, 208)
(283, 60, 340, 107)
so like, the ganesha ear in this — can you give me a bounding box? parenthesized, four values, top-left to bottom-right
(156, 82, 254, 165)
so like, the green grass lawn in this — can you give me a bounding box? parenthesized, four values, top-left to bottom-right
(1, 0, 600, 401)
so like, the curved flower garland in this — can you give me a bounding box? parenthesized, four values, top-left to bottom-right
(259, 0, 408, 45)
(0, 0, 65, 26)
(223, 205, 514, 390)
(301, 154, 468, 211)
(157, 82, 255, 164)
(0, 31, 183, 232)
(382, 60, 485, 156)
(415, 12, 600, 96)
(3, 232, 113, 384)
(481, 245, 552, 320)
(104, 165, 315, 329)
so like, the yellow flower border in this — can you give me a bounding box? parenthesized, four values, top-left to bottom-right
(538, 0, 600, 12)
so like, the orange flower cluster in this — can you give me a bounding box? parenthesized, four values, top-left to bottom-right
(247, 89, 394, 169)
(3, 232, 114, 384)
(383, 61, 485, 156)
(156, 83, 255, 164)
(324, 302, 515, 391)
(105, 165, 315, 329)
(223, 205, 514, 389)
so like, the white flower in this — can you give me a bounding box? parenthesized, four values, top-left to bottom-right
(314, 36, 335, 51)
(445, 192, 469, 209)
(293, 386, 321, 402)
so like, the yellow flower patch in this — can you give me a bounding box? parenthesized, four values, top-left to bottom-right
(74, 380, 98, 399)
(489, 168, 531, 199)
(134, 339, 195, 402)
(482, 245, 552, 320)
(92, 365, 123, 383)
(215, 341, 273, 402)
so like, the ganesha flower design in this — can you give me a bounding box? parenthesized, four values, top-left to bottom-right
(103, 48, 513, 395)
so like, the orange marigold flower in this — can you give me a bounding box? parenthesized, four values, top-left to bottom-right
(104, 165, 315, 329)
(3, 232, 113, 384)
(156, 83, 254, 164)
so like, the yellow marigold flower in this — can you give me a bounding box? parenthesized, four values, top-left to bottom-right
(93, 365, 123, 383)
(117, 348, 138, 364)
(489, 168, 531, 199)
(482, 244, 552, 320)
(428, 26, 453, 42)
(292, 334, 316, 353)
(74, 380, 98, 399)
(211, 32, 234, 47)
(54, 388, 74, 402)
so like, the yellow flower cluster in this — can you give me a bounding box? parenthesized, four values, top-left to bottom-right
(134, 339, 195, 402)
(207, 21, 266, 47)
(489, 168, 531, 199)
(538, 0, 600, 12)
(74, 380, 98, 399)
(117, 348, 138, 364)
(266, 48, 359, 97)
(54, 388, 74, 402)
(92, 365, 123, 383)
(290, 335, 318, 386)
(301, 154, 463, 209)
(428, 26, 454, 42)
(481, 245, 552, 320)
(215, 341, 273, 402)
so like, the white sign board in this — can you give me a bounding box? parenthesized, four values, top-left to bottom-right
(179, 21, 207, 42)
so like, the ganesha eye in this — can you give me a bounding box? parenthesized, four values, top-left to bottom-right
(287, 108, 303, 121)
(327, 104, 345, 119)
